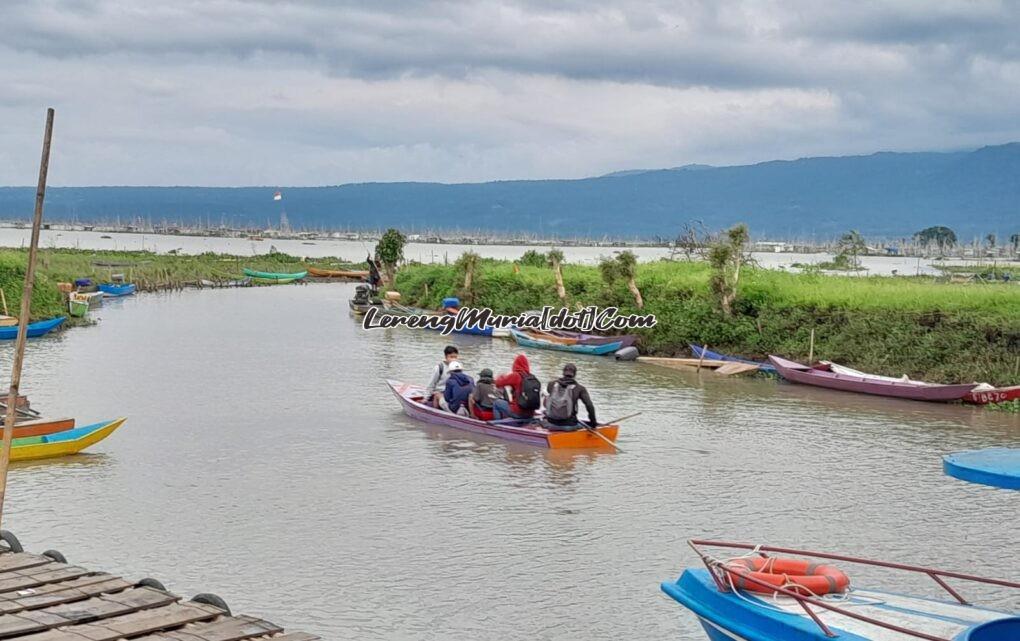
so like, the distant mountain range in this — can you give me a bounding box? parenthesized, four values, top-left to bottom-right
(1, 144, 1018, 239)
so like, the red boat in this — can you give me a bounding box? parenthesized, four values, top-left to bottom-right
(963, 384, 1020, 405)
(768, 355, 977, 402)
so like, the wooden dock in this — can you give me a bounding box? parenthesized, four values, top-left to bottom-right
(0, 534, 318, 641)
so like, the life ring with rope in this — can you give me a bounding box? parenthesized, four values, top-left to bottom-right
(723, 556, 850, 596)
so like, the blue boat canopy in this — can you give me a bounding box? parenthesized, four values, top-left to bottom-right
(943, 448, 1020, 490)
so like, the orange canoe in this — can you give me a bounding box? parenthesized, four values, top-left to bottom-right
(10, 417, 76, 438)
(307, 266, 369, 279)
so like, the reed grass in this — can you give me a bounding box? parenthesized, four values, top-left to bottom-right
(395, 258, 1020, 385)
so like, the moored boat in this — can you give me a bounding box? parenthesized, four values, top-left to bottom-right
(243, 268, 308, 281)
(68, 295, 89, 317)
(387, 380, 618, 449)
(0, 316, 66, 340)
(251, 276, 301, 285)
(662, 539, 1020, 641)
(510, 328, 622, 355)
(307, 266, 370, 279)
(768, 355, 976, 402)
(963, 384, 1020, 405)
(11, 417, 127, 462)
(9, 417, 76, 439)
(377, 303, 495, 336)
(98, 283, 136, 297)
(691, 344, 776, 373)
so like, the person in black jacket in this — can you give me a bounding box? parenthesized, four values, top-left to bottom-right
(543, 363, 597, 430)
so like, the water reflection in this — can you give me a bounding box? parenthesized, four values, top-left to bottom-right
(0, 283, 1015, 641)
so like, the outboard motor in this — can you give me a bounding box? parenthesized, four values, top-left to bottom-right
(352, 284, 372, 305)
(614, 346, 639, 361)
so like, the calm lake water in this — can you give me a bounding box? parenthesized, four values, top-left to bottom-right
(3, 283, 1018, 639)
(0, 226, 996, 274)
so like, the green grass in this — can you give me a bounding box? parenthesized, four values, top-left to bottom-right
(0, 247, 363, 322)
(395, 259, 1020, 385)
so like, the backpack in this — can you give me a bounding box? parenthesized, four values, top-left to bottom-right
(516, 372, 542, 411)
(545, 382, 574, 420)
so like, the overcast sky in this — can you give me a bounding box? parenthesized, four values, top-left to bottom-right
(1, 0, 1018, 186)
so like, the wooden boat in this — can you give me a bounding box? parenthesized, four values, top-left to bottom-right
(691, 344, 776, 373)
(963, 384, 1020, 405)
(68, 295, 89, 317)
(768, 355, 976, 401)
(517, 329, 579, 345)
(638, 356, 760, 376)
(307, 266, 369, 279)
(79, 291, 104, 308)
(550, 330, 637, 348)
(510, 328, 622, 355)
(0, 316, 66, 340)
(378, 303, 495, 336)
(243, 268, 307, 281)
(251, 276, 300, 285)
(663, 539, 1020, 641)
(387, 380, 618, 449)
(11, 417, 126, 462)
(98, 283, 136, 297)
(9, 417, 75, 439)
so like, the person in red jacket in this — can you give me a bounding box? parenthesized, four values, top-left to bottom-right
(493, 354, 542, 420)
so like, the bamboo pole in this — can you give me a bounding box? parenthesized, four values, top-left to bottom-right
(0, 289, 7, 316)
(808, 328, 815, 363)
(697, 345, 708, 371)
(0, 108, 54, 529)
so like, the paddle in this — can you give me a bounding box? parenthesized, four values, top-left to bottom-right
(583, 412, 642, 453)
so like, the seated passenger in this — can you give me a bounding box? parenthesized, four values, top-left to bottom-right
(443, 361, 475, 416)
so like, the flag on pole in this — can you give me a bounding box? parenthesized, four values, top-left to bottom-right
(273, 191, 282, 201)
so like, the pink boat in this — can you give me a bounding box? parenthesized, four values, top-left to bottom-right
(768, 355, 977, 402)
(963, 384, 1020, 405)
(386, 380, 619, 449)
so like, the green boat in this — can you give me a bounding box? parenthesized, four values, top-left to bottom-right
(68, 296, 89, 318)
(251, 276, 300, 285)
(242, 268, 308, 280)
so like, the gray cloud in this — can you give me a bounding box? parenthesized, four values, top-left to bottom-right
(0, 1, 1018, 185)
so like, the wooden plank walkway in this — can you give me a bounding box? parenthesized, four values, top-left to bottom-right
(0, 550, 318, 641)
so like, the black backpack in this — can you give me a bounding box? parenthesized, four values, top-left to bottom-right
(516, 373, 542, 411)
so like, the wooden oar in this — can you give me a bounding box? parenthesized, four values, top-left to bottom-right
(582, 412, 642, 453)
(584, 424, 624, 452)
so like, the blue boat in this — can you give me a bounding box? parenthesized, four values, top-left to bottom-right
(944, 448, 1020, 490)
(98, 283, 136, 297)
(663, 540, 1020, 641)
(690, 344, 776, 373)
(510, 328, 622, 355)
(0, 316, 66, 340)
(378, 304, 495, 336)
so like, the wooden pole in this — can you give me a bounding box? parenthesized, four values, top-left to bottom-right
(808, 328, 815, 364)
(0, 289, 7, 316)
(0, 108, 54, 530)
(697, 345, 708, 371)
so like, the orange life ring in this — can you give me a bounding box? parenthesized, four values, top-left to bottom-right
(724, 557, 850, 596)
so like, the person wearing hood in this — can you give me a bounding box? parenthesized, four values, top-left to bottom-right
(469, 368, 506, 421)
(543, 363, 597, 430)
(443, 361, 475, 415)
(493, 354, 542, 420)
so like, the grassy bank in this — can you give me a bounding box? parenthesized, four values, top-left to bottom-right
(0, 247, 363, 322)
(394, 259, 1020, 386)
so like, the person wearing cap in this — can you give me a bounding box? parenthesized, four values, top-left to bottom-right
(543, 363, 598, 430)
(442, 360, 475, 415)
(469, 368, 507, 421)
(425, 345, 460, 408)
